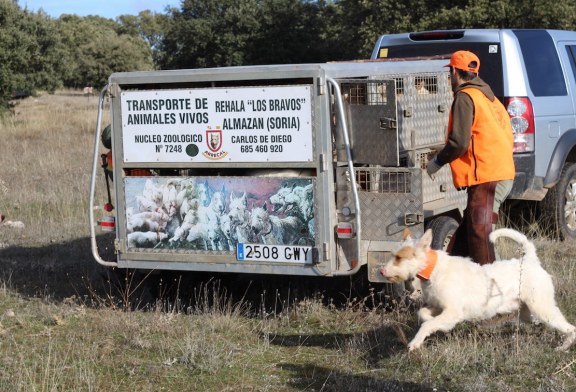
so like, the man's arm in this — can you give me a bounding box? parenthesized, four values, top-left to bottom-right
(436, 92, 474, 165)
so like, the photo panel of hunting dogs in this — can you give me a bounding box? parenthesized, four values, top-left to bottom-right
(124, 177, 316, 251)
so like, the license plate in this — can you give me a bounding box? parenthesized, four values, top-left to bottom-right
(237, 243, 313, 264)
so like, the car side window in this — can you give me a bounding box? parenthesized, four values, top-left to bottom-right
(514, 30, 568, 97)
(567, 46, 576, 82)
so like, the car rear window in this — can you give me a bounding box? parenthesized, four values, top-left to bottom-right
(513, 30, 567, 97)
(376, 42, 504, 98)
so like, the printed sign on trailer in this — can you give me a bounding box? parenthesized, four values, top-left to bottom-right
(120, 86, 314, 163)
(124, 176, 316, 255)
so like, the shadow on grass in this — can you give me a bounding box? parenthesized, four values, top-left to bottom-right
(0, 233, 389, 313)
(279, 362, 434, 391)
(267, 322, 415, 363)
(0, 233, 116, 302)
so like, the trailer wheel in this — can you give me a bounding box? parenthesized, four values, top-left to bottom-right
(541, 162, 576, 240)
(425, 216, 459, 251)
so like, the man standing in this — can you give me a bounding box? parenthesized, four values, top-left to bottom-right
(427, 50, 515, 265)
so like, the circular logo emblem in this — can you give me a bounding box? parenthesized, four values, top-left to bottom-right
(186, 144, 199, 157)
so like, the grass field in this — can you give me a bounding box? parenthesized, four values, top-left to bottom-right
(1, 91, 576, 391)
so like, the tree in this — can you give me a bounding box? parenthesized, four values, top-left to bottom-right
(158, 0, 262, 69)
(415, 0, 576, 30)
(0, 1, 64, 109)
(56, 15, 154, 88)
(336, 0, 434, 58)
(117, 11, 172, 66)
(335, 0, 576, 58)
(1, 0, 574, 113)
(246, 0, 342, 64)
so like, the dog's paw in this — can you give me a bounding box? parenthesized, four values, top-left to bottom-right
(556, 331, 576, 352)
(407, 340, 421, 352)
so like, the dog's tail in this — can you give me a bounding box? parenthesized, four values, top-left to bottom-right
(489, 228, 538, 262)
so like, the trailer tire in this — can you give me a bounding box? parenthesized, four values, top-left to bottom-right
(540, 162, 576, 240)
(425, 216, 459, 251)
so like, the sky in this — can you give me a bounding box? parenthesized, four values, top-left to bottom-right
(20, 0, 182, 19)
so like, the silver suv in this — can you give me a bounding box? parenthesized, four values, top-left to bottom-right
(371, 29, 576, 239)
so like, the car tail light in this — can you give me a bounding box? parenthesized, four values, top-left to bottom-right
(503, 97, 535, 153)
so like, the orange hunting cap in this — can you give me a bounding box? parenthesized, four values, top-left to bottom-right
(445, 50, 480, 73)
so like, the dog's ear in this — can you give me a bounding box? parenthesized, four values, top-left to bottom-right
(402, 228, 412, 240)
(418, 229, 433, 249)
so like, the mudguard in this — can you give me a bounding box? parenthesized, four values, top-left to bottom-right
(544, 129, 576, 188)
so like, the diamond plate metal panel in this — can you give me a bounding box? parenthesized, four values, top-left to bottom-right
(337, 79, 398, 166)
(412, 148, 467, 211)
(393, 72, 453, 151)
(347, 105, 398, 165)
(336, 74, 452, 166)
(336, 167, 424, 242)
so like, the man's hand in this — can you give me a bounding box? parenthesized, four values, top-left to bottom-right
(426, 157, 442, 179)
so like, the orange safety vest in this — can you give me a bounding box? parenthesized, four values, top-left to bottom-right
(448, 88, 515, 188)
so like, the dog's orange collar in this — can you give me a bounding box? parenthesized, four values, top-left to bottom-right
(417, 250, 437, 281)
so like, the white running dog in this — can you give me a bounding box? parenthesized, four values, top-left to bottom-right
(380, 227, 576, 352)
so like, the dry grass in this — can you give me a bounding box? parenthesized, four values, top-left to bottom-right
(1, 91, 107, 244)
(1, 92, 576, 391)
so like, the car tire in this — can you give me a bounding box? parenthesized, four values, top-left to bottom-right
(425, 216, 459, 251)
(541, 162, 576, 240)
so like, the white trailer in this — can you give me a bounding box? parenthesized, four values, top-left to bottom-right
(89, 59, 466, 283)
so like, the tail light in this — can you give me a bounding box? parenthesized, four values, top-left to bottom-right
(503, 97, 535, 153)
(98, 216, 115, 232)
(336, 222, 354, 239)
